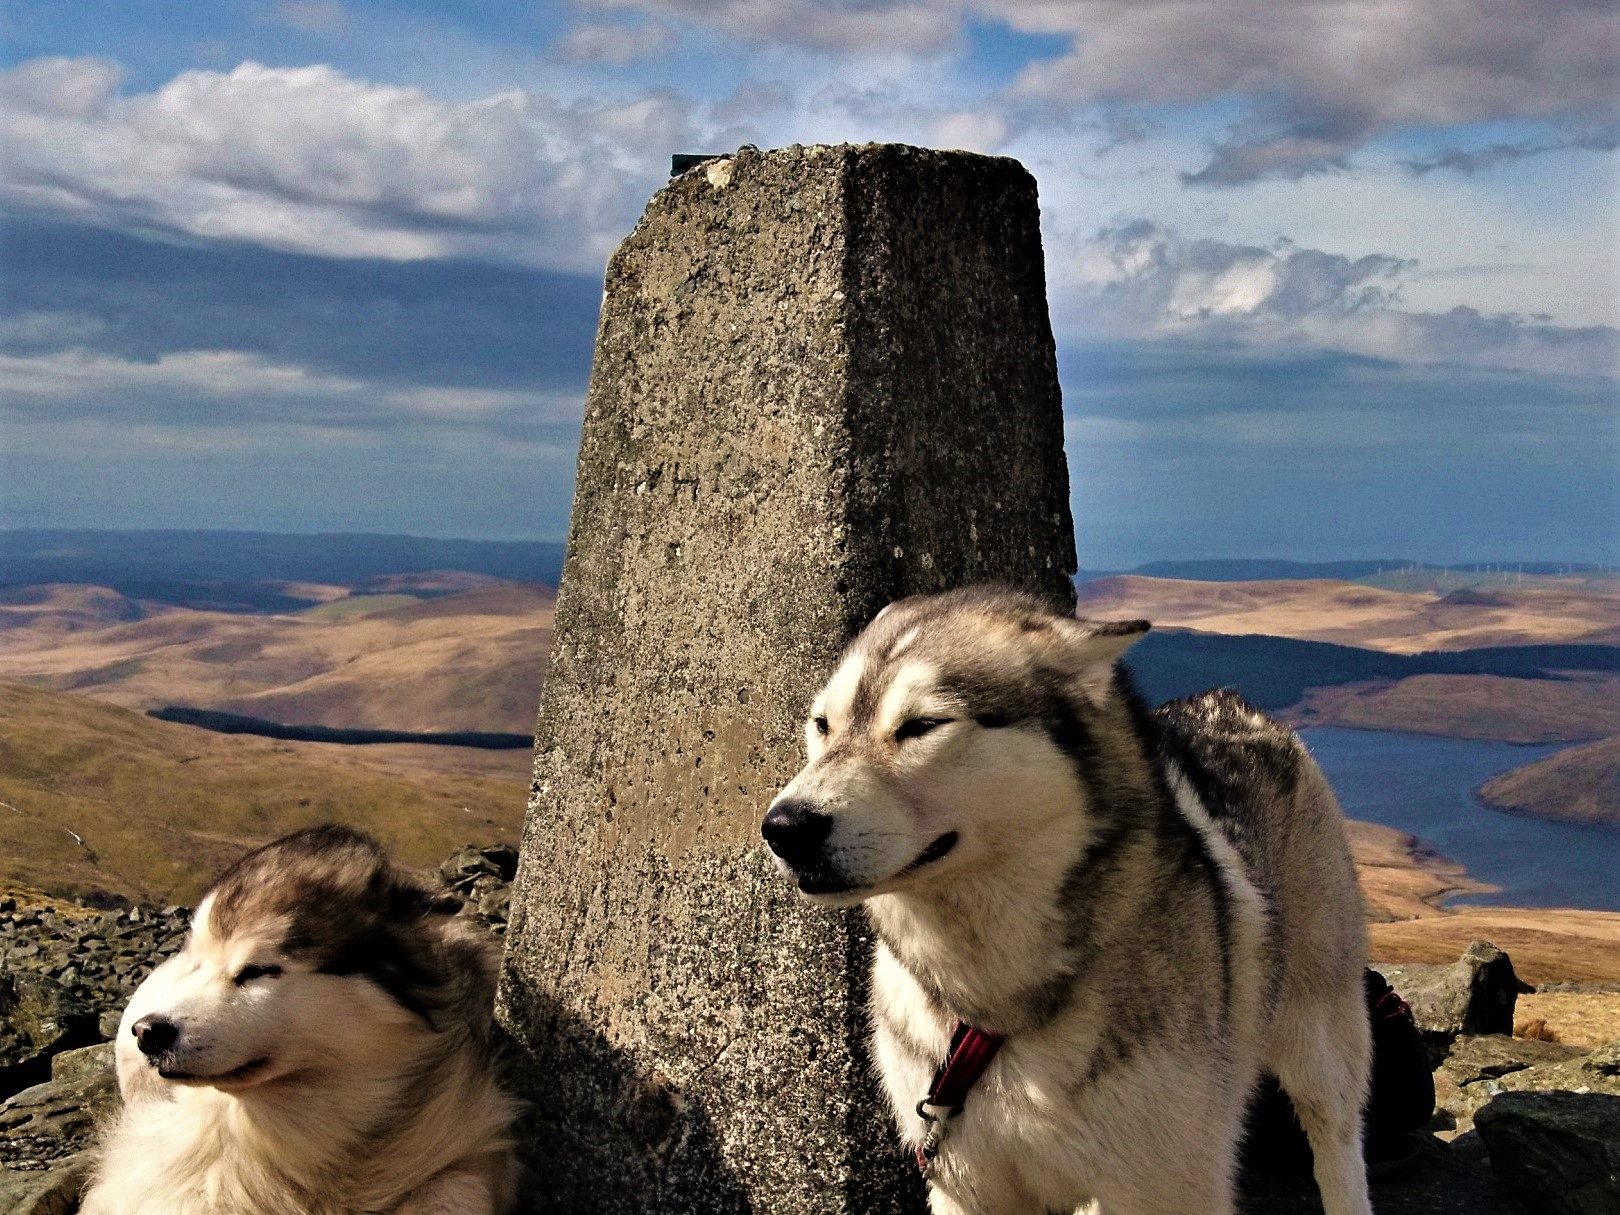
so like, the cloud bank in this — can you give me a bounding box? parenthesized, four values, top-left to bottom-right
(1057, 221, 1618, 380)
(0, 57, 739, 272)
(579, 0, 1618, 183)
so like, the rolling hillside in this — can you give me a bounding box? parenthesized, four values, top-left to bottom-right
(1082, 575, 1620, 741)
(0, 584, 172, 636)
(0, 682, 528, 904)
(1077, 575, 1620, 652)
(0, 583, 554, 734)
(1290, 674, 1620, 743)
(1479, 735, 1620, 829)
(0, 529, 567, 601)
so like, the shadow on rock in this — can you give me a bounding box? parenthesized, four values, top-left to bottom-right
(1476, 1090, 1620, 1215)
(1238, 1131, 1533, 1215)
(495, 968, 752, 1215)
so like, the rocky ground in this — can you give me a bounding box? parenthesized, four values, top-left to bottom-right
(2, 848, 1616, 1215)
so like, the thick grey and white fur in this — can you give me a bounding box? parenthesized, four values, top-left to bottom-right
(81, 825, 516, 1215)
(764, 587, 1373, 1215)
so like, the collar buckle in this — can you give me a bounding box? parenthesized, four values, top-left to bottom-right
(913, 1021, 1006, 1176)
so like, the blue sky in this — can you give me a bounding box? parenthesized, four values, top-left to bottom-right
(1, 0, 1615, 567)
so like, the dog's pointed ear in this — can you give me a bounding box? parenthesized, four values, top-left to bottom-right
(1046, 616, 1151, 668)
(1040, 617, 1150, 703)
(1079, 618, 1151, 664)
(1056, 618, 1146, 703)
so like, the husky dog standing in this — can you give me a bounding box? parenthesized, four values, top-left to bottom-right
(763, 588, 1373, 1215)
(81, 826, 516, 1215)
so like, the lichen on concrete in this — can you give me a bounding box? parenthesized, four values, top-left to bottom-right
(495, 143, 1076, 1214)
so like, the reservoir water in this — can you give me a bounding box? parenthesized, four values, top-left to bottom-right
(1299, 726, 1620, 912)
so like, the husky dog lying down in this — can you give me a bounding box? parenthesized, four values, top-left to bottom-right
(81, 826, 515, 1215)
(764, 588, 1374, 1215)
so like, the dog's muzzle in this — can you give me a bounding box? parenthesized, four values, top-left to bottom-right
(761, 799, 859, 893)
(132, 1014, 179, 1059)
(761, 799, 832, 868)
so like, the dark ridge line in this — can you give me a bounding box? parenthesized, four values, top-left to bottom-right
(148, 706, 532, 750)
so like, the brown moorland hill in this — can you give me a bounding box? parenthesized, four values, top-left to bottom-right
(1346, 819, 1620, 985)
(1077, 575, 1620, 652)
(1478, 733, 1620, 829)
(0, 682, 527, 904)
(1288, 673, 1620, 743)
(0, 584, 172, 640)
(0, 584, 554, 734)
(358, 570, 515, 595)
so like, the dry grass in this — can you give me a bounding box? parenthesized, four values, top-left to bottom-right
(0, 682, 527, 905)
(0, 584, 554, 734)
(1478, 733, 1620, 827)
(1076, 575, 1620, 653)
(1348, 820, 1492, 921)
(1290, 674, 1620, 744)
(1368, 906, 1620, 986)
(1514, 993, 1620, 1049)
(1347, 817, 1620, 987)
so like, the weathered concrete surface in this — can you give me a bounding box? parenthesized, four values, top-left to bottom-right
(495, 143, 1075, 1213)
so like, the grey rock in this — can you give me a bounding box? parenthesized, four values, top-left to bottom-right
(0, 1043, 116, 1175)
(1383, 941, 1521, 1051)
(1444, 1035, 1587, 1087)
(1433, 1035, 1589, 1136)
(497, 143, 1074, 1214)
(0, 1157, 88, 1215)
(0, 899, 186, 1058)
(1437, 1039, 1620, 1139)
(49, 1044, 115, 1089)
(1497, 1040, 1620, 1098)
(1240, 1132, 1532, 1214)
(1476, 1090, 1620, 1215)
(0, 975, 98, 1103)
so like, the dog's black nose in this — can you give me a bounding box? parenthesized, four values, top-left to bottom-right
(132, 1015, 179, 1058)
(762, 800, 833, 867)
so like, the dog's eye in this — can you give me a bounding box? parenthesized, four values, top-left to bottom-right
(812, 715, 830, 736)
(233, 964, 283, 986)
(895, 717, 951, 742)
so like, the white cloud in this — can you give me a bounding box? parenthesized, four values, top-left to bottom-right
(0, 57, 735, 273)
(0, 310, 108, 351)
(585, 0, 1618, 182)
(553, 21, 679, 66)
(0, 347, 578, 431)
(272, 1, 349, 34)
(585, 0, 959, 55)
(1054, 221, 1619, 378)
(1013, 0, 1619, 184)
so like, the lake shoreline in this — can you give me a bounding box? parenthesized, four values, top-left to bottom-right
(1348, 823, 1620, 984)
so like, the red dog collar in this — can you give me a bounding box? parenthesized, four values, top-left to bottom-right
(914, 1021, 1006, 1173)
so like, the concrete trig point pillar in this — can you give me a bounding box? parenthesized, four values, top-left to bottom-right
(496, 143, 1076, 1213)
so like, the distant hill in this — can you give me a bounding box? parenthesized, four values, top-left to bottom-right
(0, 583, 555, 734)
(0, 682, 527, 904)
(0, 584, 171, 636)
(1125, 630, 1620, 712)
(0, 530, 567, 606)
(1078, 574, 1620, 652)
(1478, 735, 1620, 830)
(1131, 559, 1406, 581)
(1290, 674, 1620, 743)
(147, 706, 531, 749)
(1126, 558, 1617, 585)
